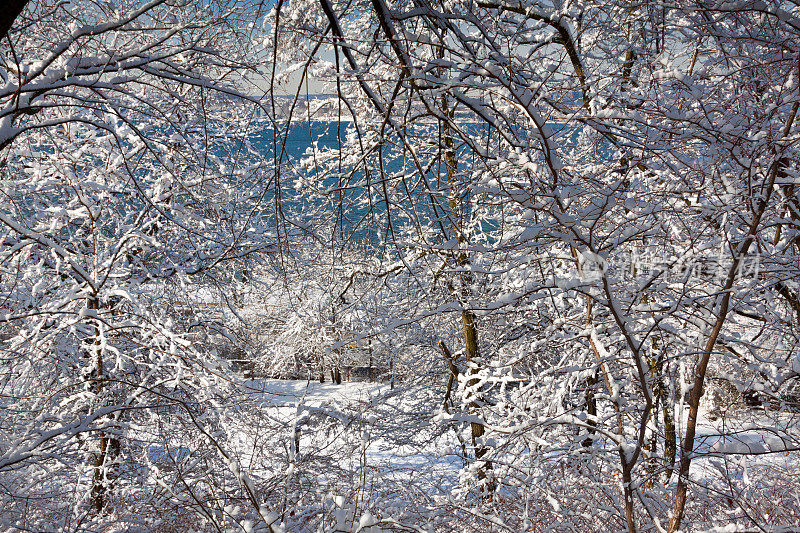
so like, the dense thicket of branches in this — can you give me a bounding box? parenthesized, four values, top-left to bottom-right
(0, 1, 289, 530)
(271, 0, 800, 531)
(1, 0, 800, 531)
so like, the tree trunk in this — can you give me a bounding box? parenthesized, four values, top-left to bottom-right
(582, 370, 598, 449)
(668, 160, 777, 533)
(621, 462, 636, 533)
(368, 340, 374, 381)
(663, 396, 677, 481)
(463, 309, 495, 496)
(652, 351, 676, 480)
(442, 89, 495, 497)
(86, 295, 119, 515)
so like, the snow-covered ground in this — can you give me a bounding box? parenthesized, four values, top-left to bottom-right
(224, 379, 465, 532)
(240, 378, 463, 479)
(222, 379, 800, 532)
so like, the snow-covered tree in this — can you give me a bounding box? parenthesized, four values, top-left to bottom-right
(272, 0, 800, 530)
(0, 1, 287, 529)
(3, 0, 800, 530)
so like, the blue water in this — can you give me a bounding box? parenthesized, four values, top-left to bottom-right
(238, 120, 595, 247)
(246, 121, 462, 246)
